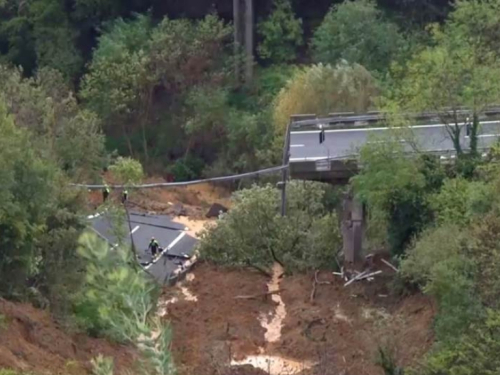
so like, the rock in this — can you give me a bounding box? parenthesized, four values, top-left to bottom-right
(206, 203, 228, 218)
(172, 203, 187, 216)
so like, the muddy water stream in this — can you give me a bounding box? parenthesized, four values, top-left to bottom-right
(231, 263, 313, 375)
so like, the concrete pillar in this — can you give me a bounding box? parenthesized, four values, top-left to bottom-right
(341, 191, 364, 265)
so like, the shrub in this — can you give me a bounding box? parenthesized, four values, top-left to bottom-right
(74, 232, 175, 375)
(273, 62, 378, 134)
(401, 224, 481, 341)
(199, 181, 342, 273)
(419, 310, 500, 375)
(74, 232, 159, 342)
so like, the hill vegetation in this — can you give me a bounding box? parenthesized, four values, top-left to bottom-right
(3, 0, 500, 374)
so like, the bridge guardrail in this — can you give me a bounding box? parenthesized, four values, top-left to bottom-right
(290, 107, 500, 131)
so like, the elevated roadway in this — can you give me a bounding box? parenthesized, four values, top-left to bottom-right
(289, 120, 500, 181)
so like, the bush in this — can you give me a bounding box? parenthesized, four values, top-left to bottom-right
(273, 62, 378, 134)
(418, 310, 500, 375)
(400, 224, 481, 341)
(74, 232, 159, 342)
(199, 181, 342, 273)
(74, 232, 175, 375)
(167, 155, 205, 182)
(429, 177, 492, 226)
(257, 0, 303, 63)
(353, 138, 440, 255)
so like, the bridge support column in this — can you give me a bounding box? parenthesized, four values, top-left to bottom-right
(341, 190, 364, 266)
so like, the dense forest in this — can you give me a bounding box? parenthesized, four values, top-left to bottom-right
(0, 0, 454, 180)
(5, 0, 500, 374)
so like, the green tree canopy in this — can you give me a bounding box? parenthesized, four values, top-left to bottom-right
(273, 62, 378, 134)
(386, 0, 500, 157)
(312, 0, 405, 73)
(257, 0, 303, 63)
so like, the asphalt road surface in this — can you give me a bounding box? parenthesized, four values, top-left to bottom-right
(290, 121, 500, 161)
(89, 210, 197, 284)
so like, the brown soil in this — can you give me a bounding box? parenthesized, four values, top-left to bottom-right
(272, 271, 434, 375)
(129, 180, 232, 219)
(0, 298, 137, 375)
(166, 263, 435, 375)
(164, 263, 274, 375)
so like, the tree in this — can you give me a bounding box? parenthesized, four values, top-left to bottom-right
(273, 62, 378, 134)
(81, 14, 232, 161)
(388, 0, 500, 158)
(0, 66, 105, 181)
(199, 181, 342, 274)
(352, 136, 444, 254)
(0, 0, 83, 80)
(109, 157, 144, 186)
(257, 0, 303, 64)
(0, 97, 59, 297)
(75, 232, 175, 375)
(312, 0, 405, 73)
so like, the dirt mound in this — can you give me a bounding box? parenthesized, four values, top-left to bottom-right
(0, 298, 137, 375)
(166, 265, 434, 375)
(163, 263, 273, 375)
(271, 271, 434, 375)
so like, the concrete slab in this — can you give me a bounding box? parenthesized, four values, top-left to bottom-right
(88, 211, 198, 285)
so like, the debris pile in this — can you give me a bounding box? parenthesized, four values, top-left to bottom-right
(333, 256, 399, 287)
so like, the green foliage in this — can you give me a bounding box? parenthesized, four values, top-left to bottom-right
(75, 232, 156, 342)
(0, 0, 83, 80)
(429, 178, 492, 226)
(0, 98, 60, 297)
(401, 225, 481, 341)
(353, 136, 442, 254)
(0, 66, 105, 181)
(419, 310, 500, 375)
(257, 0, 303, 63)
(75, 232, 175, 375)
(273, 62, 378, 134)
(199, 181, 342, 273)
(386, 0, 500, 157)
(109, 157, 144, 185)
(468, 214, 500, 309)
(91, 355, 114, 375)
(376, 346, 405, 375)
(81, 13, 232, 164)
(167, 155, 205, 182)
(312, 0, 405, 73)
(0, 313, 7, 329)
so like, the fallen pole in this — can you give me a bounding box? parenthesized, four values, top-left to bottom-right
(381, 259, 399, 272)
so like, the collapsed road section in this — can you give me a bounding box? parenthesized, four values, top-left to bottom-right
(88, 210, 198, 284)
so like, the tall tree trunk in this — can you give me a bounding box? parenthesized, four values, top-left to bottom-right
(233, 0, 242, 82)
(469, 113, 480, 157)
(244, 0, 253, 84)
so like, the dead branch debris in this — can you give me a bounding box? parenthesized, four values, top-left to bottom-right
(381, 258, 399, 272)
(233, 289, 283, 300)
(310, 270, 331, 302)
(333, 267, 384, 287)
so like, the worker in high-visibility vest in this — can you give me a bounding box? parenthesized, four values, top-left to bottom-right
(102, 184, 110, 203)
(122, 189, 128, 204)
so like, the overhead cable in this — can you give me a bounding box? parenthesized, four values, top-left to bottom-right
(71, 164, 289, 190)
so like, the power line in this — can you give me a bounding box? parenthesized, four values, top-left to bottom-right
(71, 164, 289, 190)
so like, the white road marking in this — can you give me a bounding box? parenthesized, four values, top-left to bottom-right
(290, 144, 305, 147)
(145, 231, 187, 270)
(290, 120, 500, 135)
(131, 225, 140, 234)
(465, 134, 500, 138)
(367, 139, 407, 144)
